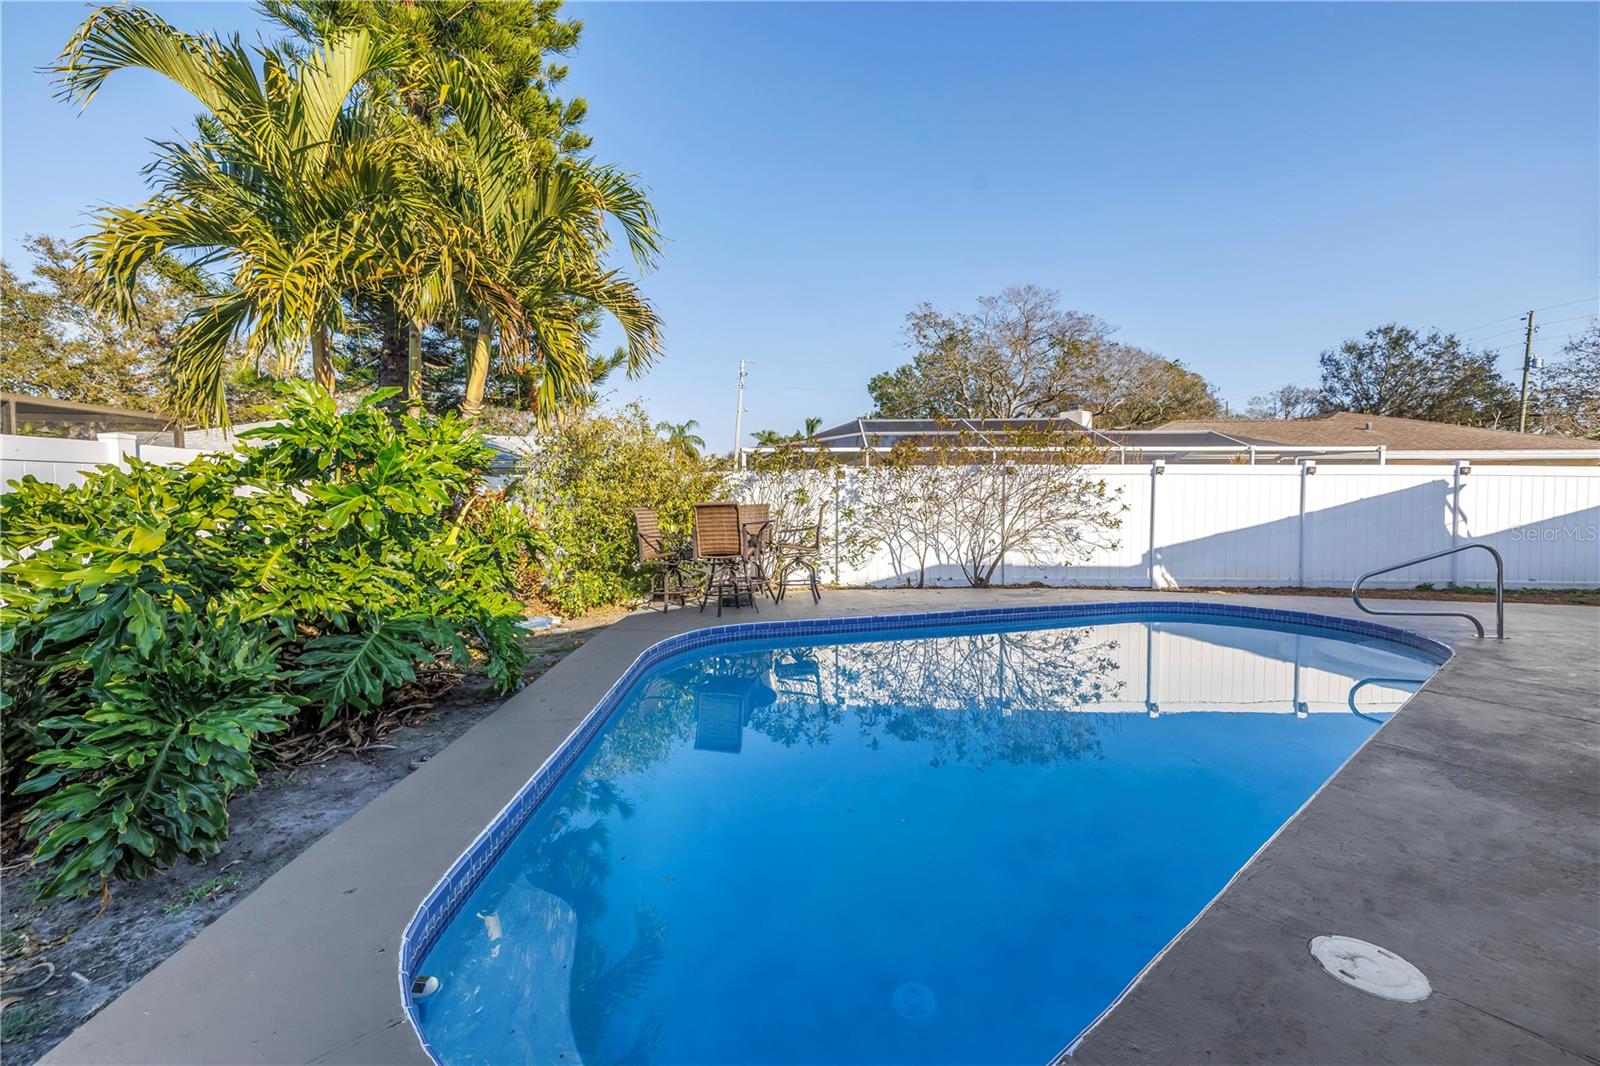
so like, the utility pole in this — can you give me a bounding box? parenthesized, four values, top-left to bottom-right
(733, 359, 749, 470)
(1517, 310, 1536, 433)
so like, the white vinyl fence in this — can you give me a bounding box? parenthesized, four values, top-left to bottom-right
(1, 432, 210, 489)
(737, 463, 1600, 589)
(6, 432, 1595, 589)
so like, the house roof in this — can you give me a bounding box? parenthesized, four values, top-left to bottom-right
(1156, 412, 1600, 452)
(804, 417, 1242, 452)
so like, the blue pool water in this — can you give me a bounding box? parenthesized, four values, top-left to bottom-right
(411, 612, 1442, 1065)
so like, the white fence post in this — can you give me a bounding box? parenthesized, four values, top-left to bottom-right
(1147, 460, 1165, 589)
(1450, 459, 1469, 587)
(1297, 460, 1316, 588)
(98, 432, 140, 470)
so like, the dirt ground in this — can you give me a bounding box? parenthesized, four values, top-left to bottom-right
(0, 608, 626, 1065)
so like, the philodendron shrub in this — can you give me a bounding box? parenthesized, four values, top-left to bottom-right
(0, 384, 543, 898)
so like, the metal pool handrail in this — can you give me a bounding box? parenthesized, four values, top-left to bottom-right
(1352, 542, 1505, 639)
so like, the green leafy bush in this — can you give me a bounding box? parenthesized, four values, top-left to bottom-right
(18, 614, 295, 899)
(1, 384, 538, 897)
(513, 404, 724, 615)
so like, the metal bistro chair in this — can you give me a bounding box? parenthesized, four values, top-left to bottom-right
(631, 507, 692, 611)
(773, 502, 828, 604)
(737, 502, 777, 600)
(693, 502, 759, 616)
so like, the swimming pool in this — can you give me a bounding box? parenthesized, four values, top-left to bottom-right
(401, 604, 1448, 1065)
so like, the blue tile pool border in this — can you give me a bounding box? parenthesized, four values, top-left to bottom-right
(396, 600, 1454, 1064)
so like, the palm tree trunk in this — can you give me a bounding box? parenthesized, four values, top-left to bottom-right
(311, 326, 335, 394)
(376, 300, 407, 396)
(462, 309, 491, 420)
(406, 319, 424, 418)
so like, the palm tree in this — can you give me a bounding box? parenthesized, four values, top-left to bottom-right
(751, 429, 787, 447)
(58, 7, 663, 429)
(430, 61, 662, 421)
(266, 4, 659, 423)
(56, 7, 401, 425)
(656, 419, 704, 459)
(803, 416, 824, 438)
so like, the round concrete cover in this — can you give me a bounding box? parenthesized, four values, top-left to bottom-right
(1309, 935, 1432, 1002)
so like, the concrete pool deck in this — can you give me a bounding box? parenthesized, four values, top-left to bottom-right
(40, 589, 1599, 1066)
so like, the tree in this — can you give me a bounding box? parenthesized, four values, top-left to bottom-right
(1, 235, 168, 412)
(1529, 323, 1600, 439)
(1086, 347, 1218, 427)
(0, 235, 269, 421)
(55, 7, 402, 425)
(656, 419, 705, 459)
(55, 3, 662, 428)
(263, 0, 660, 423)
(263, 0, 589, 160)
(1245, 383, 1325, 420)
(429, 81, 662, 419)
(261, 0, 584, 412)
(747, 416, 825, 449)
(867, 286, 1219, 427)
(1317, 324, 1513, 426)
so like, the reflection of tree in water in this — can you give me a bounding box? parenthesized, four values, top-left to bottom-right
(528, 777, 667, 1064)
(587, 677, 699, 778)
(831, 628, 1123, 766)
(589, 626, 1124, 775)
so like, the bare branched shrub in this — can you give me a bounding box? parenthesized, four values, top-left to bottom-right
(736, 445, 875, 580)
(856, 424, 1125, 587)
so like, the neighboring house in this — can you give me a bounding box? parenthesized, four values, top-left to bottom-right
(777, 415, 1270, 465)
(1158, 412, 1600, 466)
(760, 411, 1600, 465)
(1, 391, 185, 444)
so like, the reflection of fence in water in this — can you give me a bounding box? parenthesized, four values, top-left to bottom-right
(790, 623, 1426, 717)
(589, 621, 1430, 775)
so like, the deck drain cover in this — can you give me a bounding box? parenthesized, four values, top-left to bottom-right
(1309, 936, 1431, 1002)
(893, 982, 935, 1020)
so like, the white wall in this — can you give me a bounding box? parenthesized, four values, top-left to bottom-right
(738, 463, 1600, 589)
(1, 433, 211, 488)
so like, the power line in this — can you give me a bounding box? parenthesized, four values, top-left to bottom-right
(1458, 313, 1527, 335)
(1471, 324, 1533, 343)
(1484, 330, 1592, 357)
(1472, 315, 1595, 347)
(1531, 313, 1598, 329)
(1458, 296, 1596, 336)
(1529, 295, 1599, 315)
(1531, 329, 1593, 346)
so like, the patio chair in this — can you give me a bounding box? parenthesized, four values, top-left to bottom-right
(693, 502, 759, 616)
(737, 502, 776, 600)
(774, 501, 828, 604)
(631, 507, 691, 612)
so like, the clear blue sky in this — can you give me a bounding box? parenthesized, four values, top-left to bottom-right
(4, 2, 1596, 448)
